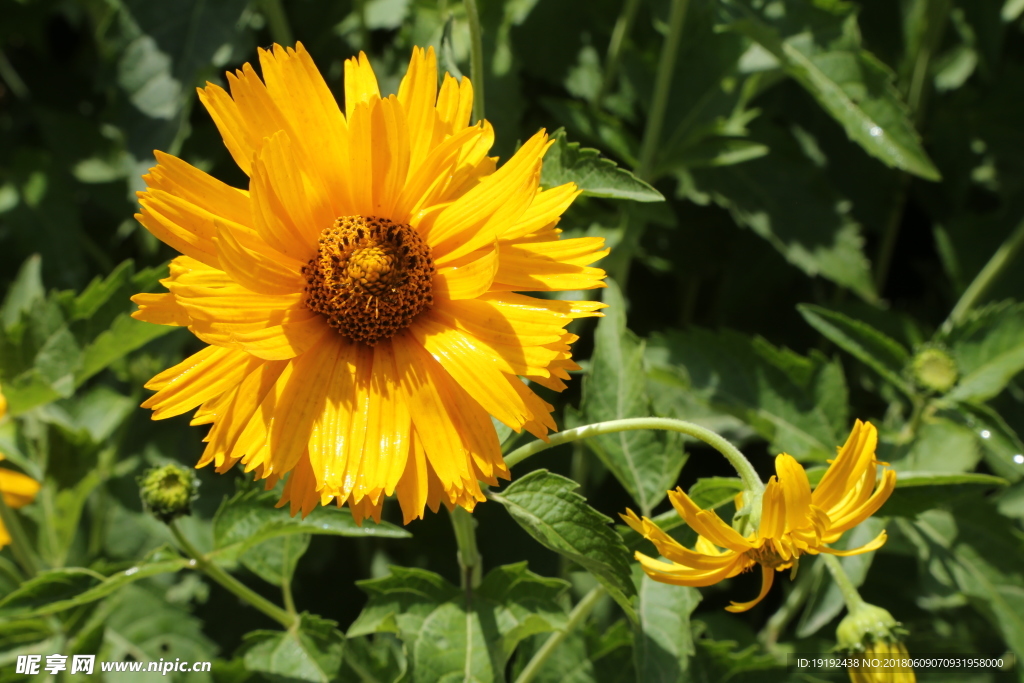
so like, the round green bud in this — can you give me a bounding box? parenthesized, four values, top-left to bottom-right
(911, 347, 958, 394)
(836, 603, 902, 652)
(138, 464, 198, 523)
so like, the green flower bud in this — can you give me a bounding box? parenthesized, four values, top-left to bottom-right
(138, 464, 198, 523)
(836, 602, 903, 652)
(911, 347, 958, 394)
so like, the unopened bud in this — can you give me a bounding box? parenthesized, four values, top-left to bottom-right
(911, 347, 958, 394)
(836, 602, 902, 652)
(138, 464, 198, 523)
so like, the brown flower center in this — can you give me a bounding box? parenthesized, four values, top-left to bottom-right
(303, 216, 434, 345)
(749, 542, 793, 570)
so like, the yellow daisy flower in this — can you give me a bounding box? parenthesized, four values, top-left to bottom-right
(0, 385, 42, 548)
(849, 640, 915, 683)
(130, 45, 607, 524)
(622, 420, 895, 611)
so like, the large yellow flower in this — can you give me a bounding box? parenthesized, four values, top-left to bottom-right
(0, 385, 41, 548)
(623, 420, 895, 611)
(131, 45, 607, 524)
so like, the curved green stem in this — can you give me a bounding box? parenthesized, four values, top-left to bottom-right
(504, 417, 764, 495)
(169, 521, 296, 629)
(943, 217, 1024, 332)
(636, 0, 689, 180)
(596, 0, 641, 106)
(820, 554, 866, 613)
(0, 490, 41, 577)
(449, 506, 482, 590)
(514, 585, 605, 683)
(464, 0, 485, 123)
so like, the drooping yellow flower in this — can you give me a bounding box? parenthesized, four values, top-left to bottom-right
(0, 384, 42, 548)
(130, 45, 607, 524)
(848, 640, 915, 683)
(623, 420, 895, 611)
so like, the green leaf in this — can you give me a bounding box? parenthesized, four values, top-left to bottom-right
(687, 477, 744, 511)
(945, 302, 1024, 402)
(890, 419, 981, 473)
(678, 121, 877, 301)
(882, 471, 1009, 518)
(541, 129, 664, 202)
(0, 551, 189, 618)
(341, 635, 408, 683)
(212, 486, 410, 563)
(240, 534, 311, 586)
(634, 577, 700, 683)
(1, 254, 44, 331)
(646, 327, 849, 461)
(581, 281, 686, 514)
(489, 469, 637, 620)
(798, 304, 914, 397)
(349, 564, 568, 683)
(948, 402, 1024, 482)
(724, 3, 941, 180)
(242, 614, 345, 683)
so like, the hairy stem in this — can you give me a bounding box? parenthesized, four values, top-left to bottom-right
(449, 505, 482, 591)
(504, 417, 764, 495)
(170, 520, 296, 629)
(820, 554, 866, 613)
(943, 216, 1024, 331)
(514, 585, 605, 683)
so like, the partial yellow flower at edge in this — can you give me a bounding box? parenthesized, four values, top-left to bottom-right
(849, 640, 916, 683)
(130, 44, 608, 525)
(0, 384, 42, 548)
(622, 420, 896, 612)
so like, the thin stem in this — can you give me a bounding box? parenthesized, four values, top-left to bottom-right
(0, 49, 29, 100)
(636, 0, 689, 180)
(820, 554, 866, 613)
(169, 520, 296, 629)
(943, 217, 1024, 332)
(449, 506, 482, 590)
(514, 585, 605, 683)
(596, 0, 642, 106)
(464, 0, 485, 123)
(261, 0, 294, 46)
(504, 417, 764, 495)
(759, 556, 821, 649)
(0, 491, 41, 577)
(281, 535, 297, 616)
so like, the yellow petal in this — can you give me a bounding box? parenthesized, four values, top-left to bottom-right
(635, 551, 747, 587)
(820, 530, 888, 556)
(0, 468, 41, 508)
(668, 488, 753, 553)
(142, 345, 260, 420)
(726, 564, 776, 613)
(499, 183, 580, 242)
(215, 221, 306, 296)
(813, 420, 877, 511)
(395, 430, 430, 524)
(433, 244, 499, 301)
(775, 454, 812, 532)
(759, 477, 787, 540)
(131, 293, 190, 327)
(145, 151, 251, 227)
(343, 51, 381, 119)
(491, 238, 609, 292)
(249, 131, 323, 261)
(307, 339, 365, 491)
(827, 469, 897, 535)
(398, 46, 440, 174)
(357, 342, 411, 501)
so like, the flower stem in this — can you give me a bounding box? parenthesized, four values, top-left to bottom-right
(820, 554, 866, 613)
(504, 417, 764, 495)
(169, 520, 296, 629)
(261, 0, 294, 46)
(514, 585, 605, 683)
(449, 505, 482, 590)
(943, 216, 1024, 332)
(0, 490, 41, 577)
(464, 0, 485, 123)
(759, 556, 821, 649)
(636, 0, 690, 180)
(596, 0, 641, 107)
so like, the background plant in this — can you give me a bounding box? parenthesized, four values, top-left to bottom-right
(1, 0, 1023, 681)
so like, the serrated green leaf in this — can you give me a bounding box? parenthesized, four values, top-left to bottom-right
(581, 281, 686, 514)
(634, 576, 700, 683)
(1, 255, 44, 331)
(75, 314, 180, 385)
(242, 614, 345, 683)
(724, 5, 940, 180)
(0, 553, 189, 618)
(647, 327, 848, 461)
(241, 534, 311, 587)
(541, 129, 664, 202)
(798, 304, 915, 397)
(945, 302, 1024, 402)
(489, 469, 637, 621)
(211, 486, 410, 564)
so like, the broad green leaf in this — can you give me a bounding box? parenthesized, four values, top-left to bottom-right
(511, 630, 597, 683)
(634, 577, 700, 683)
(795, 518, 885, 637)
(242, 614, 345, 683)
(349, 564, 568, 683)
(541, 129, 664, 202)
(687, 477, 744, 511)
(724, 3, 940, 180)
(581, 281, 686, 514)
(489, 470, 637, 620)
(75, 313, 180, 386)
(211, 486, 410, 563)
(241, 534, 311, 586)
(646, 328, 849, 461)
(679, 120, 877, 301)
(1, 255, 44, 331)
(341, 635, 408, 683)
(798, 304, 914, 396)
(690, 637, 782, 683)
(948, 403, 1024, 482)
(0, 552, 189, 618)
(882, 471, 1009, 518)
(945, 302, 1024, 402)
(889, 419, 981, 473)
